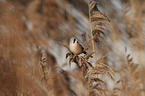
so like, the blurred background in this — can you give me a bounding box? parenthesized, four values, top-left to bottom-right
(0, 0, 145, 96)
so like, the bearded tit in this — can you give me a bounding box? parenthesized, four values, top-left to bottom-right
(69, 36, 86, 55)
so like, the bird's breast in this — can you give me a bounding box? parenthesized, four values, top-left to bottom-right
(69, 43, 83, 54)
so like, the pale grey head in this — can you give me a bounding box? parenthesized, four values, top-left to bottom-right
(69, 36, 78, 44)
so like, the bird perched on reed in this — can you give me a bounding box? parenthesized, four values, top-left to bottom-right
(69, 36, 86, 55)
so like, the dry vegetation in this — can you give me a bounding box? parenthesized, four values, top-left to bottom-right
(0, 0, 145, 96)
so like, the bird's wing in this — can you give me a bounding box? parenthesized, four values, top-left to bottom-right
(78, 43, 84, 50)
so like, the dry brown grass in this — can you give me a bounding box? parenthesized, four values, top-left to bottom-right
(0, 0, 145, 96)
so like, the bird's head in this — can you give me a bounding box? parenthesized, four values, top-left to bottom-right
(70, 36, 78, 44)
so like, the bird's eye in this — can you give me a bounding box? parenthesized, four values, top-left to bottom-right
(73, 39, 76, 43)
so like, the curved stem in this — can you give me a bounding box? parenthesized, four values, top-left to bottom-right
(88, 0, 97, 62)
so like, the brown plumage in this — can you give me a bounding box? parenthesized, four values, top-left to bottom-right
(69, 36, 86, 55)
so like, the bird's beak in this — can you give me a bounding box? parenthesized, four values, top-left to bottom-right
(75, 39, 78, 43)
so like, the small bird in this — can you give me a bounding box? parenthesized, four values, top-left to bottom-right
(69, 36, 86, 55)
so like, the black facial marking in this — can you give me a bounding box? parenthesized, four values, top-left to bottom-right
(73, 39, 76, 43)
